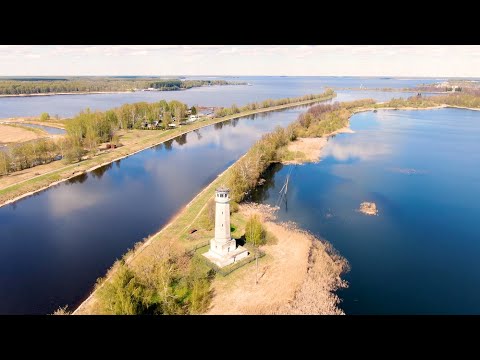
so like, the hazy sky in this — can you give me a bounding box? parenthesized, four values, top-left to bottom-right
(0, 45, 478, 77)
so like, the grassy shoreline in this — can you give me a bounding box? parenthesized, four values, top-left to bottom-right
(0, 94, 335, 208)
(73, 99, 480, 314)
(73, 102, 354, 315)
(73, 150, 245, 314)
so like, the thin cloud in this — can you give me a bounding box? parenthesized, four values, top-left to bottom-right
(0, 45, 478, 76)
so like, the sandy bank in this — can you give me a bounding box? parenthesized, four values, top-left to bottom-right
(282, 126, 354, 165)
(358, 202, 378, 216)
(206, 203, 349, 315)
(0, 124, 46, 144)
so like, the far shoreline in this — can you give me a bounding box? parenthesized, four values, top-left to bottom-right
(0, 83, 249, 99)
(0, 91, 132, 98)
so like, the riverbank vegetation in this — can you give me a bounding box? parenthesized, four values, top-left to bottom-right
(66, 90, 480, 315)
(96, 248, 213, 315)
(0, 139, 68, 174)
(227, 92, 480, 205)
(0, 91, 336, 178)
(0, 77, 245, 95)
(382, 92, 480, 109)
(214, 89, 335, 117)
(0, 90, 336, 207)
(226, 99, 375, 202)
(61, 92, 338, 165)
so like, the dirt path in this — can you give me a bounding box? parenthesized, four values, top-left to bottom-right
(206, 204, 348, 315)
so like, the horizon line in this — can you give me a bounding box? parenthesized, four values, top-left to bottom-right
(0, 75, 478, 78)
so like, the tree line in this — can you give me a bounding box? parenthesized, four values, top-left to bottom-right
(0, 99, 192, 175)
(384, 93, 480, 109)
(226, 91, 480, 203)
(149, 79, 244, 91)
(0, 90, 338, 176)
(0, 137, 78, 175)
(0, 77, 245, 95)
(213, 89, 336, 117)
(226, 98, 375, 203)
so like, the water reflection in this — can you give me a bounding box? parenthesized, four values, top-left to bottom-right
(12, 123, 66, 135)
(254, 108, 480, 314)
(174, 133, 187, 146)
(67, 172, 88, 184)
(0, 106, 300, 314)
(164, 139, 173, 151)
(0, 76, 438, 118)
(91, 163, 113, 179)
(249, 163, 283, 203)
(323, 139, 391, 162)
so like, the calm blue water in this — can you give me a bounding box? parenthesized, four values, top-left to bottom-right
(251, 108, 480, 314)
(0, 76, 440, 118)
(0, 106, 306, 314)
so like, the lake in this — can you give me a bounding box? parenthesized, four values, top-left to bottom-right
(0, 106, 305, 314)
(1, 76, 476, 315)
(250, 108, 480, 314)
(0, 76, 440, 118)
(14, 123, 66, 135)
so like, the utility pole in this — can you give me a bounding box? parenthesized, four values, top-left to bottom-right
(255, 246, 258, 285)
(251, 218, 258, 285)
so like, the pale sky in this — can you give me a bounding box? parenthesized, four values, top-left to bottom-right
(0, 45, 478, 77)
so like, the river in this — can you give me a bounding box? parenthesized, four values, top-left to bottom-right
(0, 106, 307, 314)
(250, 108, 480, 314)
(0, 76, 471, 314)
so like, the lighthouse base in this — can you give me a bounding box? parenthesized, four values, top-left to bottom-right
(203, 238, 249, 268)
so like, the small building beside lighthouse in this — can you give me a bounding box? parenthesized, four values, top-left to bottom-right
(203, 186, 249, 267)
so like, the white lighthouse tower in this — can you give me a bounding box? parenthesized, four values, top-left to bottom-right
(203, 186, 249, 267)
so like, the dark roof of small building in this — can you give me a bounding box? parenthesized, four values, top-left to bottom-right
(216, 186, 230, 192)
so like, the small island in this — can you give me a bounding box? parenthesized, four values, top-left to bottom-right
(358, 202, 378, 216)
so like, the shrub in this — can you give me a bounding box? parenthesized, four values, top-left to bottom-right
(51, 305, 70, 315)
(97, 262, 149, 315)
(40, 112, 50, 121)
(245, 214, 266, 246)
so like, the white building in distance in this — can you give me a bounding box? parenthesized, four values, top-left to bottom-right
(203, 187, 249, 267)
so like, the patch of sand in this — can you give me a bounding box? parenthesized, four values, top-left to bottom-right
(284, 137, 327, 164)
(206, 203, 349, 315)
(0, 124, 44, 144)
(283, 127, 354, 165)
(358, 202, 378, 216)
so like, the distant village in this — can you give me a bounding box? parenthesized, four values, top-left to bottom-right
(141, 106, 216, 130)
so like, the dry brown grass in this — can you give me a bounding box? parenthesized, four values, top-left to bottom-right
(282, 127, 354, 165)
(283, 137, 327, 164)
(358, 202, 378, 216)
(206, 203, 349, 315)
(0, 124, 46, 144)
